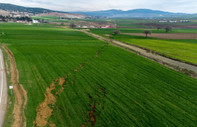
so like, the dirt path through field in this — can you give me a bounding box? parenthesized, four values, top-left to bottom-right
(79, 29, 197, 79)
(122, 33, 197, 39)
(3, 46, 27, 127)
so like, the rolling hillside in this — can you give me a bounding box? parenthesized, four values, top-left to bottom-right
(0, 3, 86, 18)
(0, 3, 54, 14)
(74, 9, 197, 18)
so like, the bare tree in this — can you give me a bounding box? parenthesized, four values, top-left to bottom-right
(70, 23, 76, 28)
(165, 26, 172, 33)
(157, 26, 162, 30)
(143, 30, 151, 38)
(113, 30, 120, 35)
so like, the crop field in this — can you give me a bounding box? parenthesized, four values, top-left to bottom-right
(112, 19, 197, 28)
(90, 28, 197, 36)
(1, 23, 197, 127)
(112, 35, 197, 64)
(89, 28, 197, 64)
(122, 33, 197, 39)
(32, 16, 59, 21)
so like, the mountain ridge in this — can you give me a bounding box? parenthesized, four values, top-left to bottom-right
(0, 3, 56, 14)
(0, 3, 196, 18)
(0, 3, 86, 18)
(73, 9, 195, 18)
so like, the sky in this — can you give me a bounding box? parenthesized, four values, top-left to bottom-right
(0, 0, 197, 13)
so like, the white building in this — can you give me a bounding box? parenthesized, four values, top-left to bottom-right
(33, 20, 39, 24)
(169, 20, 177, 23)
(82, 26, 88, 28)
(159, 20, 168, 23)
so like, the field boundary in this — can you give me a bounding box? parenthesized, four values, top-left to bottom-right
(79, 29, 197, 79)
(2, 45, 27, 127)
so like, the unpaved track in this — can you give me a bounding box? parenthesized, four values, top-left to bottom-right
(3, 46, 27, 127)
(79, 29, 197, 78)
(0, 49, 8, 127)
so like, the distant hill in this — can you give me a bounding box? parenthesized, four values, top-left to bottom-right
(0, 3, 54, 14)
(74, 9, 196, 18)
(0, 3, 195, 18)
(0, 3, 86, 18)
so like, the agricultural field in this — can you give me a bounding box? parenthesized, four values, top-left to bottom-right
(1, 23, 197, 127)
(113, 35, 197, 64)
(32, 16, 60, 21)
(90, 28, 197, 36)
(122, 33, 197, 39)
(89, 28, 197, 64)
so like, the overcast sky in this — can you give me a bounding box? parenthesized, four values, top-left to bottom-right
(0, 0, 197, 13)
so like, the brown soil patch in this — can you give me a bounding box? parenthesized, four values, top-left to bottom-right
(135, 23, 197, 29)
(2, 45, 27, 127)
(34, 41, 107, 127)
(122, 33, 197, 39)
(104, 34, 111, 37)
(33, 77, 66, 127)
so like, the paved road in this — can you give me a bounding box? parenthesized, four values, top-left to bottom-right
(81, 30, 197, 76)
(0, 49, 8, 127)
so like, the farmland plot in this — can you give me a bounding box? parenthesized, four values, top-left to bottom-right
(112, 34, 197, 64)
(1, 23, 197, 127)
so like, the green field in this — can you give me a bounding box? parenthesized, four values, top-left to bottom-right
(2, 23, 197, 127)
(89, 28, 197, 64)
(32, 16, 59, 20)
(90, 28, 197, 35)
(32, 16, 197, 28)
(113, 35, 197, 64)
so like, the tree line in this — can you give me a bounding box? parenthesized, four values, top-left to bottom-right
(0, 15, 32, 22)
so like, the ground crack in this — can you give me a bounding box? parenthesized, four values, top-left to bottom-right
(34, 44, 108, 127)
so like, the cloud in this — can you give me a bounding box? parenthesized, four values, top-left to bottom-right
(0, 0, 196, 13)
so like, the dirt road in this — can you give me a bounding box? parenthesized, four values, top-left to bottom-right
(80, 29, 197, 78)
(0, 49, 8, 127)
(3, 46, 27, 127)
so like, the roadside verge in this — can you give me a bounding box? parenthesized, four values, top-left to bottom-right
(2, 46, 27, 127)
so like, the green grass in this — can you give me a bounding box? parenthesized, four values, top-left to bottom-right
(111, 34, 197, 64)
(1, 23, 197, 127)
(90, 28, 197, 36)
(89, 28, 197, 64)
(32, 16, 59, 20)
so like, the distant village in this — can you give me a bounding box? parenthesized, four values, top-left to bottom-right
(158, 20, 190, 23)
(0, 9, 87, 25)
(0, 14, 117, 28)
(0, 9, 47, 25)
(0, 9, 191, 29)
(0, 10, 118, 28)
(0, 14, 45, 25)
(74, 21, 117, 28)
